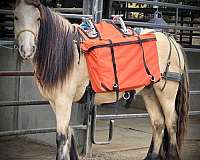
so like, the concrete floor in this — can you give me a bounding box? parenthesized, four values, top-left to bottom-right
(0, 108, 200, 160)
(92, 116, 200, 160)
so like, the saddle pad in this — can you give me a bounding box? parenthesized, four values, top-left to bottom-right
(80, 21, 161, 93)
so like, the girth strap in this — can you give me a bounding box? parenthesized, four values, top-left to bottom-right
(161, 33, 183, 90)
(162, 72, 182, 82)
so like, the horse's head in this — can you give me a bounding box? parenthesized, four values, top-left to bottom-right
(14, 0, 41, 59)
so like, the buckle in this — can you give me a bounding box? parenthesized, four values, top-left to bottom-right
(151, 76, 156, 82)
(123, 92, 130, 100)
(113, 83, 118, 90)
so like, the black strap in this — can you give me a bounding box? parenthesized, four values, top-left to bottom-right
(76, 31, 81, 64)
(161, 33, 172, 91)
(164, 34, 172, 75)
(137, 36, 154, 80)
(86, 38, 156, 53)
(73, 26, 81, 64)
(163, 72, 182, 82)
(108, 39, 119, 101)
(161, 33, 182, 91)
(168, 35, 181, 69)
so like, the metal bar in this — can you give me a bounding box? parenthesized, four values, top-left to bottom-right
(96, 111, 200, 120)
(0, 111, 199, 137)
(1, 0, 200, 15)
(53, 8, 83, 13)
(175, 8, 179, 36)
(114, 0, 200, 10)
(189, 111, 200, 116)
(0, 128, 55, 137)
(83, 86, 95, 155)
(0, 9, 91, 19)
(0, 71, 34, 76)
(189, 91, 200, 95)
(93, 0, 103, 23)
(83, 0, 93, 15)
(184, 48, 200, 53)
(0, 8, 83, 15)
(0, 89, 200, 107)
(60, 13, 92, 19)
(0, 9, 13, 14)
(0, 100, 49, 107)
(105, 19, 200, 31)
(0, 125, 87, 137)
(0, 40, 14, 46)
(91, 105, 114, 145)
(97, 113, 149, 120)
(188, 69, 200, 74)
(0, 22, 13, 27)
(189, 15, 194, 45)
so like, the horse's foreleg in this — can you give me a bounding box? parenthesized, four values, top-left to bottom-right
(53, 99, 78, 160)
(154, 81, 180, 160)
(141, 87, 165, 160)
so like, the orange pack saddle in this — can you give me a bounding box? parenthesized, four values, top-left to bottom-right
(80, 21, 161, 93)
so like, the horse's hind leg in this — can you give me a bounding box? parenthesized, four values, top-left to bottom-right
(154, 81, 180, 160)
(141, 87, 165, 160)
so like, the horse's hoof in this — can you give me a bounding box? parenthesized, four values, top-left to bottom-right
(144, 152, 163, 160)
(166, 155, 181, 160)
(167, 144, 181, 160)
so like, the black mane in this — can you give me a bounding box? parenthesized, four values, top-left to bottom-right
(33, 5, 75, 88)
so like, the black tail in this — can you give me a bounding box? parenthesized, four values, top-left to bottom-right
(175, 65, 190, 150)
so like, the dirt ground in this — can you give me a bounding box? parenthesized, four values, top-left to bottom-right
(0, 114, 200, 160)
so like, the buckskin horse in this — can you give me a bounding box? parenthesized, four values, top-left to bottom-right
(14, 0, 189, 160)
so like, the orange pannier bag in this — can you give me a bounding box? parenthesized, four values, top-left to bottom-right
(80, 21, 161, 93)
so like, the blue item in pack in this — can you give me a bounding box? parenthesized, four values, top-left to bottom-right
(80, 22, 90, 30)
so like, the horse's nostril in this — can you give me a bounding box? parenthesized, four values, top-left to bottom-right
(20, 45, 24, 52)
(32, 45, 36, 53)
(14, 45, 19, 50)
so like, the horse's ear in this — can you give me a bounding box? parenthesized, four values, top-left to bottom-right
(33, 0, 41, 7)
(24, 0, 41, 7)
(15, 0, 21, 7)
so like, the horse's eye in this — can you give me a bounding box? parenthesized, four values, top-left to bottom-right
(37, 17, 41, 21)
(14, 16, 18, 21)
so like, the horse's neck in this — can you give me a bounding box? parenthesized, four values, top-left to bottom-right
(72, 53, 90, 102)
